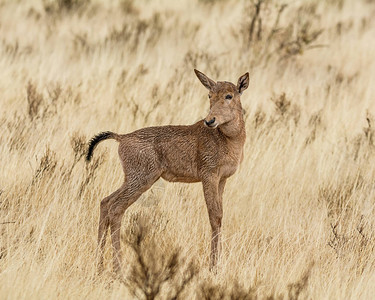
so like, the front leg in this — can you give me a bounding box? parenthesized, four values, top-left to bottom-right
(202, 176, 223, 270)
(218, 178, 227, 203)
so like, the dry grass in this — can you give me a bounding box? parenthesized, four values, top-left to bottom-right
(1, 0, 375, 298)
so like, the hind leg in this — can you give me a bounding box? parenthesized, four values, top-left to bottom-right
(106, 172, 162, 275)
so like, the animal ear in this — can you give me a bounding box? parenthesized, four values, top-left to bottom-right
(237, 72, 250, 94)
(194, 69, 216, 91)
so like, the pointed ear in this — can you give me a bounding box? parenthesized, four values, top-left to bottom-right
(237, 72, 250, 94)
(194, 69, 216, 91)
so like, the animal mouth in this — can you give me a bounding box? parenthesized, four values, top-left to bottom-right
(207, 123, 218, 128)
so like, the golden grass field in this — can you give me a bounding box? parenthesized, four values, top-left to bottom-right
(1, 0, 375, 298)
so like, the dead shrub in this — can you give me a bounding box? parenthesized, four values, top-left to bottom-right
(328, 216, 375, 275)
(270, 93, 300, 126)
(43, 0, 91, 14)
(27, 81, 44, 121)
(59, 131, 87, 180)
(104, 13, 163, 52)
(253, 108, 266, 130)
(363, 111, 375, 147)
(70, 132, 86, 165)
(305, 110, 324, 145)
(198, 263, 313, 300)
(26, 81, 67, 122)
(286, 263, 313, 300)
(125, 221, 197, 300)
(120, 0, 139, 15)
(237, 0, 324, 65)
(32, 146, 58, 185)
(124, 214, 314, 299)
(351, 111, 375, 160)
(318, 173, 364, 219)
(198, 280, 257, 300)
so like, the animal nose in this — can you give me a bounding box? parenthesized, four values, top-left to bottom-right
(204, 117, 216, 127)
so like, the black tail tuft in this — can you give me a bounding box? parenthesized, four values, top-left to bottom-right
(86, 131, 116, 162)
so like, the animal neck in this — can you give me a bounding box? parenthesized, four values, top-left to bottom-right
(218, 115, 246, 142)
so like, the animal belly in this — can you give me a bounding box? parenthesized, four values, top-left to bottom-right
(160, 150, 199, 183)
(161, 171, 200, 183)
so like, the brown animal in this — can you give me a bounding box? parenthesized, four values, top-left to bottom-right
(86, 69, 249, 275)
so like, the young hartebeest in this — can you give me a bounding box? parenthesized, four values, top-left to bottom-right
(86, 69, 249, 275)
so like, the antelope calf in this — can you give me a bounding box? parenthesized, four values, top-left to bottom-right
(87, 69, 249, 275)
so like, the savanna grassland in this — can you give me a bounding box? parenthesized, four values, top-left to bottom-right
(1, 0, 375, 298)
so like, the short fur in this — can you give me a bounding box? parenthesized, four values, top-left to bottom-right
(88, 69, 249, 275)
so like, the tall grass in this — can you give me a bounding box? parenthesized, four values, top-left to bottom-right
(1, 0, 375, 298)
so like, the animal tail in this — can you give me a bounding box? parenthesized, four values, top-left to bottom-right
(86, 131, 120, 162)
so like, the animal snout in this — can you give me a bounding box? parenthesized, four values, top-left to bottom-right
(204, 117, 216, 127)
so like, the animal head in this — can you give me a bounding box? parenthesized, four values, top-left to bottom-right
(194, 69, 249, 129)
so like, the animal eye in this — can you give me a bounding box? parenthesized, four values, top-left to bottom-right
(208, 94, 212, 98)
(225, 94, 232, 100)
